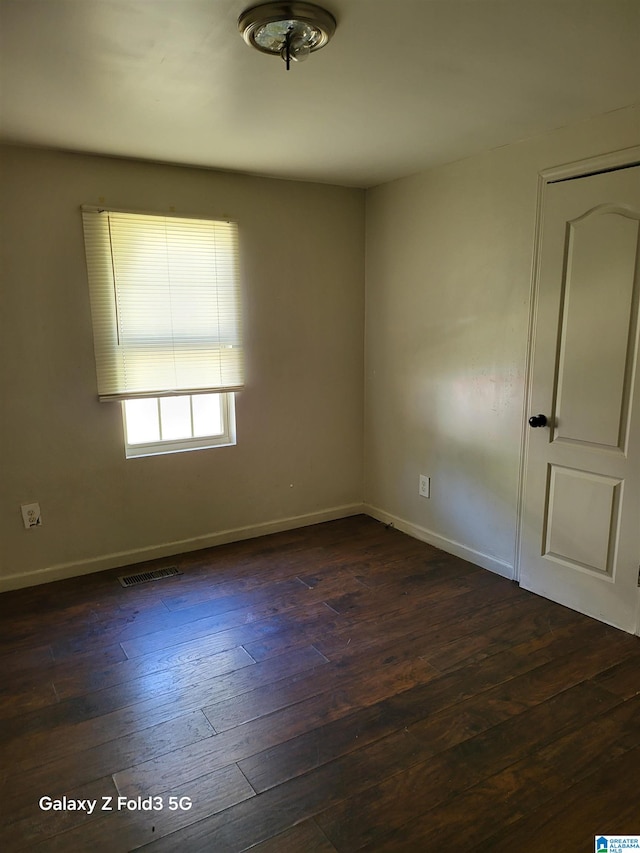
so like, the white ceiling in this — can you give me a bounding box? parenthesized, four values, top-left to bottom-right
(1, 0, 639, 188)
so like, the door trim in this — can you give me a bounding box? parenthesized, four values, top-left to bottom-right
(514, 145, 640, 637)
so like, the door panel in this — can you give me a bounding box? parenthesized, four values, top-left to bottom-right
(554, 209, 639, 450)
(520, 165, 640, 633)
(543, 465, 621, 576)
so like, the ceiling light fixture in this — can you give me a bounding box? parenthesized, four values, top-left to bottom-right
(238, 2, 336, 70)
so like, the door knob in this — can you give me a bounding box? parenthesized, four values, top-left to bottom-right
(528, 414, 548, 428)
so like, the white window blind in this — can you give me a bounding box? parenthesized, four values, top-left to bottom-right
(81, 208, 243, 401)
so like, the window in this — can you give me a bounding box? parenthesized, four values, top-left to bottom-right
(81, 208, 243, 456)
(123, 392, 235, 458)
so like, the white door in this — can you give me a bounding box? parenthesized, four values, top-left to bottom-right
(520, 165, 640, 633)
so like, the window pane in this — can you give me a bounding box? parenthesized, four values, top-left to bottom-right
(124, 398, 160, 444)
(160, 396, 192, 440)
(192, 394, 223, 437)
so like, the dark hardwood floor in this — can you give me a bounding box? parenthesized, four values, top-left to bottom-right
(1, 515, 638, 851)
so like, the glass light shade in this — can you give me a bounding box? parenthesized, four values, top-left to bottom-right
(239, 2, 336, 64)
(254, 20, 321, 52)
(289, 35, 311, 61)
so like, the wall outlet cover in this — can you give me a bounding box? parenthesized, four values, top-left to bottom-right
(21, 503, 42, 528)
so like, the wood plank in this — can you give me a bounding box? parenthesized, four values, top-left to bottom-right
(114, 649, 439, 799)
(126, 682, 625, 852)
(1, 646, 325, 771)
(0, 644, 53, 675)
(0, 642, 128, 699)
(196, 614, 622, 768)
(52, 642, 255, 700)
(485, 745, 640, 851)
(1, 516, 638, 853)
(0, 680, 58, 719)
(3, 710, 215, 812)
(1, 775, 119, 850)
(123, 729, 427, 852)
(118, 576, 363, 659)
(28, 764, 255, 852)
(241, 574, 527, 664)
(203, 642, 439, 733)
(121, 601, 345, 660)
(236, 641, 626, 795)
(591, 656, 640, 699)
(321, 565, 511, 621)
(355, 695, 640, 852)
(49, 577, 309, 659)
(314, 685, 633, 851)
(245, 820, 338, 853)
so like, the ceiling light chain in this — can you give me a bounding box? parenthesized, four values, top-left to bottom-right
(284, 27, 292, 70)
(238, 2, 336, 70)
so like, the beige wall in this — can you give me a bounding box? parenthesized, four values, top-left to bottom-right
(0, 146, 365, 589)
(364, 105, 639, 576)
(2, 106, 637, 591)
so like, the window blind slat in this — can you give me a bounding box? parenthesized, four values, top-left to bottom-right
(81, 209, 243, 401)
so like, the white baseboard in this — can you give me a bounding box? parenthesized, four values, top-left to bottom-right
(365, 504, 514, 580)
(0, 503, 366, 592)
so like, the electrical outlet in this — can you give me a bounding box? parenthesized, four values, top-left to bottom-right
(21, 502, 42, 528)
(419, 475, 430, 498)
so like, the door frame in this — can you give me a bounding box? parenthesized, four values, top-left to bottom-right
(514, 144, 640, 635)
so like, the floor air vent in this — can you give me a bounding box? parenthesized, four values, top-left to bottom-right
(118, 566, 182, 588)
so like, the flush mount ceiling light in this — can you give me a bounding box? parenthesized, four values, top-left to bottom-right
(238, 2, 336, 70)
